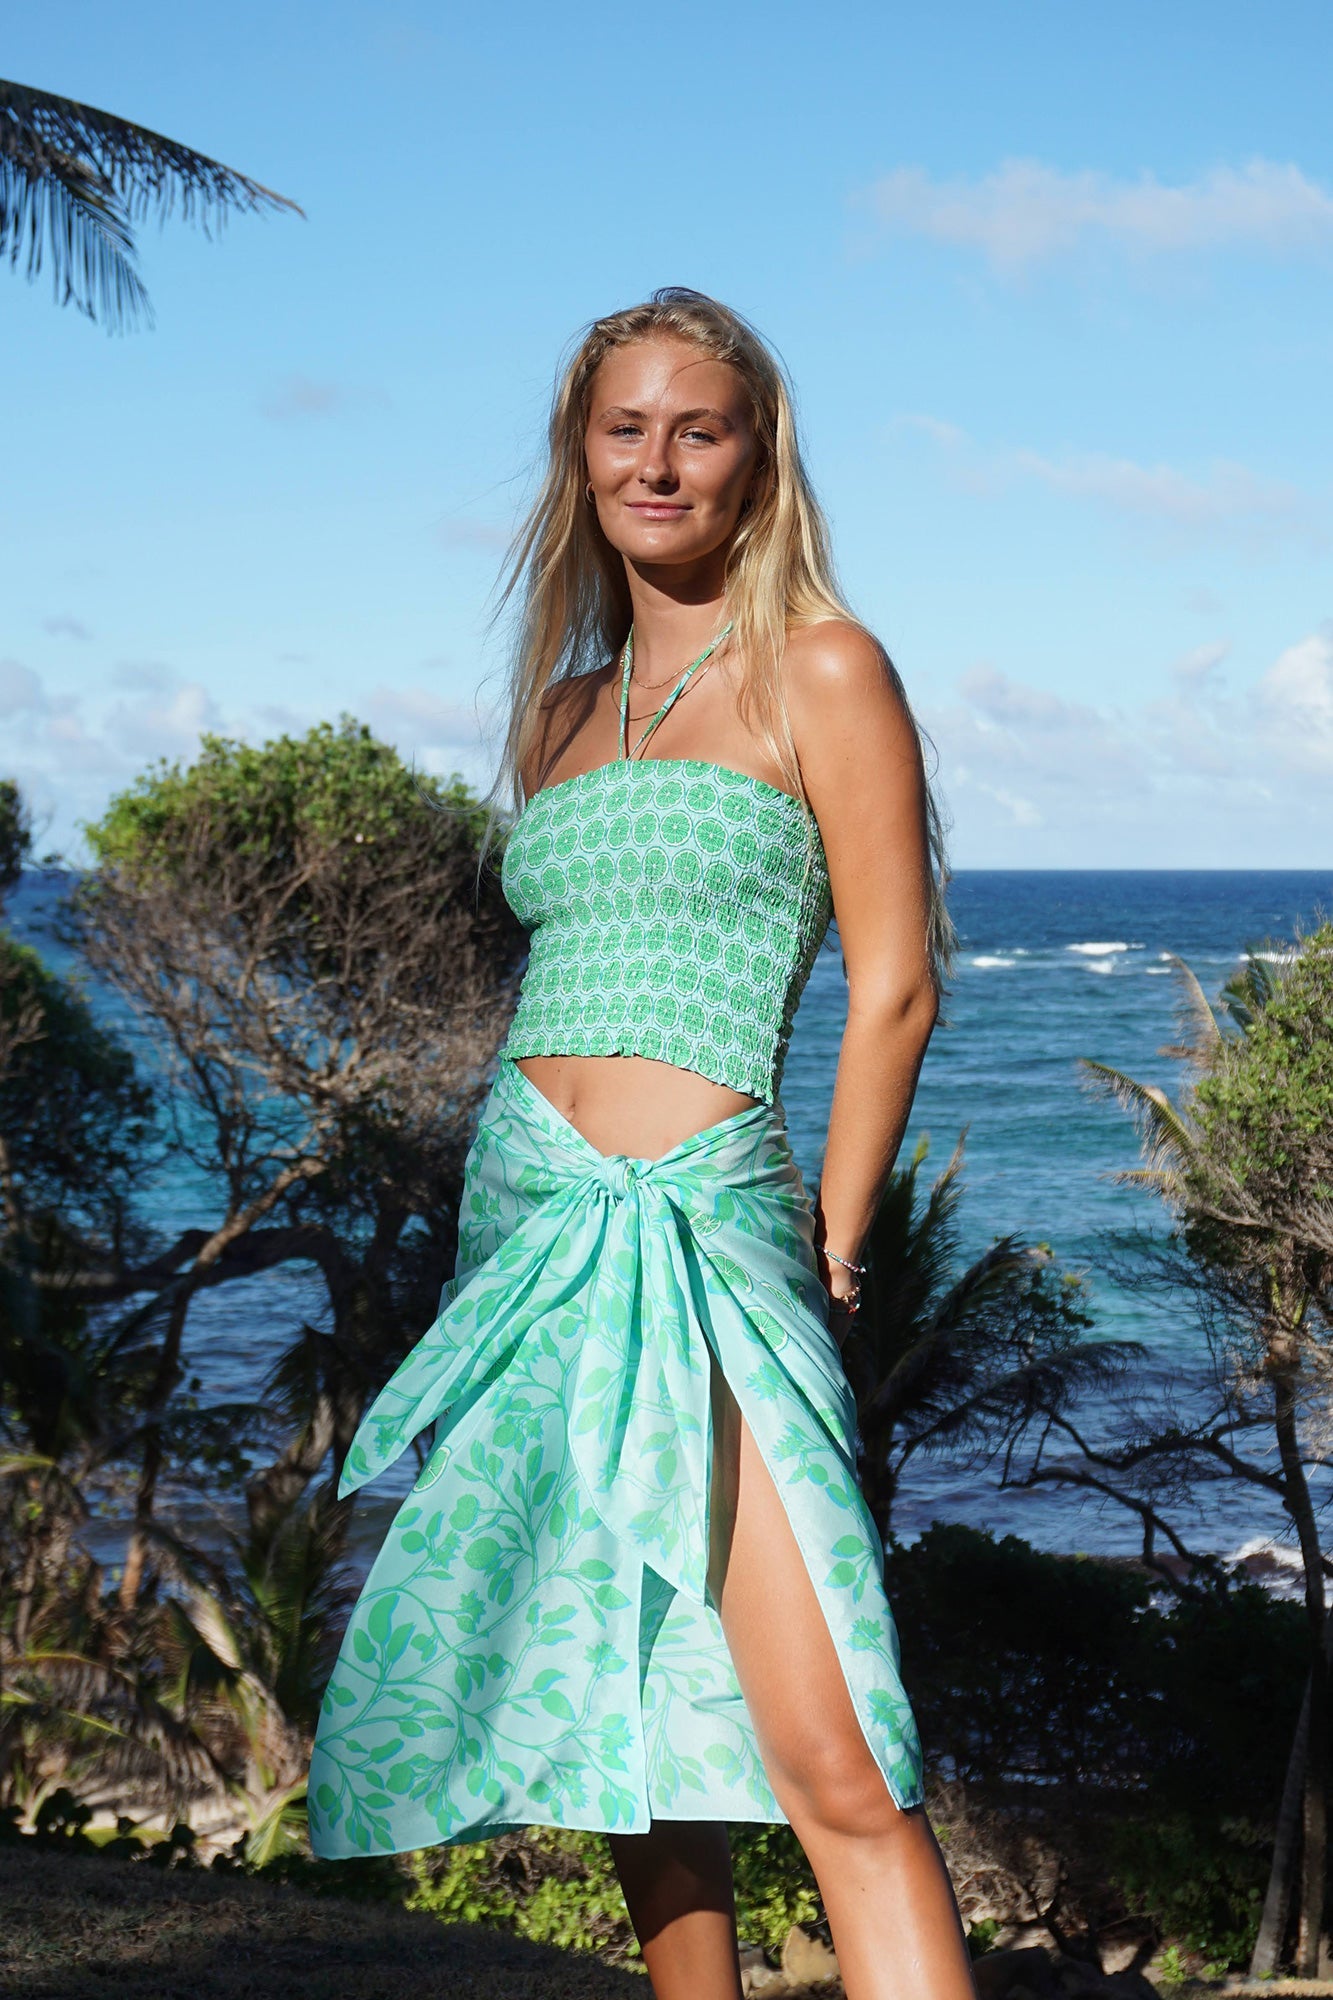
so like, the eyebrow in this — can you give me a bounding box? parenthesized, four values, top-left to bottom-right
(599, 404, 737, 432)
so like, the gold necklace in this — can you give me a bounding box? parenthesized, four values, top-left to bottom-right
(624, 658, 717, 724)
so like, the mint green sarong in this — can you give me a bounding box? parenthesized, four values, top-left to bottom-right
(308, 1058, 924, 1858)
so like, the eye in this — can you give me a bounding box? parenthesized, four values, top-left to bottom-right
(682, 427, 718, 443)
(608, 422, 642, 438)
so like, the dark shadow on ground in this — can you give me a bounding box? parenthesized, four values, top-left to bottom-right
(0, 1845, 647, 1999)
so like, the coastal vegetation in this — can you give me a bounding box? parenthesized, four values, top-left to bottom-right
(2, 740, 1332, 1987)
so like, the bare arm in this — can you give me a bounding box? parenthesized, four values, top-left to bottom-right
(787, 622, 941, 1338)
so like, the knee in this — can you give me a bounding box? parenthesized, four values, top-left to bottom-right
(769, 1727, 907, 1841)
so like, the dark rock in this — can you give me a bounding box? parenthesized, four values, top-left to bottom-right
(973, 1947, 1065, 1999)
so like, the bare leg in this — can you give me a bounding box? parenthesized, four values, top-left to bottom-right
(716, 1394, 977, 2000)
(608, 1820, 744, 2000)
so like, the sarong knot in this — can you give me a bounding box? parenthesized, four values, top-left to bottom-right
(599, 1153, 645, 1201)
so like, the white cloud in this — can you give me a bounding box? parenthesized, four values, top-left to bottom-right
(1, 663, 505, 860)
(898, 412, 1317, 539)
(862, 157, 1333, 274)
(363, 685, 485, 742)
(1170, 641, 1230, 685)
(1255, 628, 1333, 766)
(926, 622, 1333, 861)
(977, 782, 1042, 827)
(259, 376, 390, 422)
(0, 659, 47, 716)
(260, 376, 346, 420)
(104, 676, 224, 758)
(1011, 449, 1301, 527)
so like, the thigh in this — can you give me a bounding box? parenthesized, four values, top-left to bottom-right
(712, 1373, 904, 1834)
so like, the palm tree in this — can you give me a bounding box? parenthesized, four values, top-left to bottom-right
(1080, 941, 1333, 1978)
(0, 79, 300, 330)
(838, 1131, 1137, 1546)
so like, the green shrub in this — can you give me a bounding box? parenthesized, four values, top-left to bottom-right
(730, 1825, 821, 1954)
(405, 1830, 638, 1960)
(1104, 1811, 1268, 1973)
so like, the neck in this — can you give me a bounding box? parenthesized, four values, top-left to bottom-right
(622, 555, 731, 681)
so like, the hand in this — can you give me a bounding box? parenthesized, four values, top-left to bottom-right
(815, 1246, 862, 1350)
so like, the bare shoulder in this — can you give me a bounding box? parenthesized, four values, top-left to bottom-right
(520, 664, 612, 796)
(783, 617, 916, 755)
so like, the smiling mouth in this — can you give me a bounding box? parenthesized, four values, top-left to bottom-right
(626, 502, 690, 516)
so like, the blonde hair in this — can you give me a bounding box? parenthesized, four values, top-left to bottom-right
(488, 285, 956, 997)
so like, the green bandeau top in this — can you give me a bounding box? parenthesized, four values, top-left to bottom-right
(500, 757, 834, 1105)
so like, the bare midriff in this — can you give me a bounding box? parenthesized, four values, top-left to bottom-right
(513, 1052, 759, 1162)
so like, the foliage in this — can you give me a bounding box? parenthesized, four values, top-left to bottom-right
(1078, 931, 1333, 1975)
(0, 77, 299, 331)
(1105, 1812, 1267, 1976)
(0, 777, 31, 900)
(76, 721, 525, 1604)
(158, 1492, 353, 1763)
(88, 715, 491, 876)
(0, 932, 155, 1240)
(887, 1523, 1305, 1968)
(889, 1524, 1305, 1811)
(0, 1789, 200, 1866)
(407, 1829, 638, 1960)
(729, 1824, 822, 1952)
(1185, 920, 1333, 1280)
(401, 1823, 821, 1962)
(837, 1129, 1139, 1540)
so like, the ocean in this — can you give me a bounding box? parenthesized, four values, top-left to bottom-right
(9, 867, 1333, 1576)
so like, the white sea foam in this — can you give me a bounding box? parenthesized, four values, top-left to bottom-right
(1081, 957, 1118, 975)
(1253, 949, 1298, 964)
(1222, 1537, 1321, 1603)
(971, 955, 1018, 969)
(1067, 941, 1131, 955)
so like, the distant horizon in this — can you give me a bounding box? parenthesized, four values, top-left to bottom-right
(12, 860, 1333, 880)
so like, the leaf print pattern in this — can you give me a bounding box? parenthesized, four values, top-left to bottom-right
(308, 1058, 924, 1861)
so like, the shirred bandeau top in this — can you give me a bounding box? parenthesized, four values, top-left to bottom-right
(499, 757, 833, 1105)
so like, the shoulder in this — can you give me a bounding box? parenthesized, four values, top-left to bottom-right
(520, 664, 613, 797)
(782, 618, 916, 751)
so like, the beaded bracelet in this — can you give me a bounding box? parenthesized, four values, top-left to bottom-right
(823, 1249, 867, 1277)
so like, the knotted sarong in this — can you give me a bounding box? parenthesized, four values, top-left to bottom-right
(308, 1058, 924, 1858)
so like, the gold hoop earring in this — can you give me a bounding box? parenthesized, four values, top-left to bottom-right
(585, 481, 596, 504)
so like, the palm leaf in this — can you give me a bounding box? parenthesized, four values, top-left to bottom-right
(1078, 1058, 1199, 1183)
(244, 1779, 308, 1867)
(1157, 952, 1224, 1061)
(0, 78, 301, 330)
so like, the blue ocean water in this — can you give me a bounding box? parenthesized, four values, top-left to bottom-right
(10, 868, 1333, 1569)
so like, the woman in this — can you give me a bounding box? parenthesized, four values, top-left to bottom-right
(309, 287, 976, 1999)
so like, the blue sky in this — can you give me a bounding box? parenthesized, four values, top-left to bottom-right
(3, 0, 1330, 867)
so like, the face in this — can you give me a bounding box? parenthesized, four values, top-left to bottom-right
(583, 336, 760, 568)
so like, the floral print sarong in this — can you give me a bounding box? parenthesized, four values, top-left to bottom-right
(307, 1058, 923, 1858)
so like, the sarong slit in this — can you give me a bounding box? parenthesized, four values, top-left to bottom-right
(308, 1057, 925, 1860)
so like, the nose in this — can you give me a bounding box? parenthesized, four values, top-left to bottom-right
(638, 423, 679, 491)
(600, 1155, 644, 1202)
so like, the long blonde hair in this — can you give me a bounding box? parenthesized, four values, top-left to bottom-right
(488, 285, 956, 996)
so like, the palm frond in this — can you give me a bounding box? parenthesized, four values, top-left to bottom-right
(1157, 952, 1224, 1061)
(0, 79, 301, 330)
(243, 1779, 308, 1867)
(1078, 1058, 1200, 1178)
(1219, 951, 1283, 1031)
(916, 1336, 1142, 1452)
